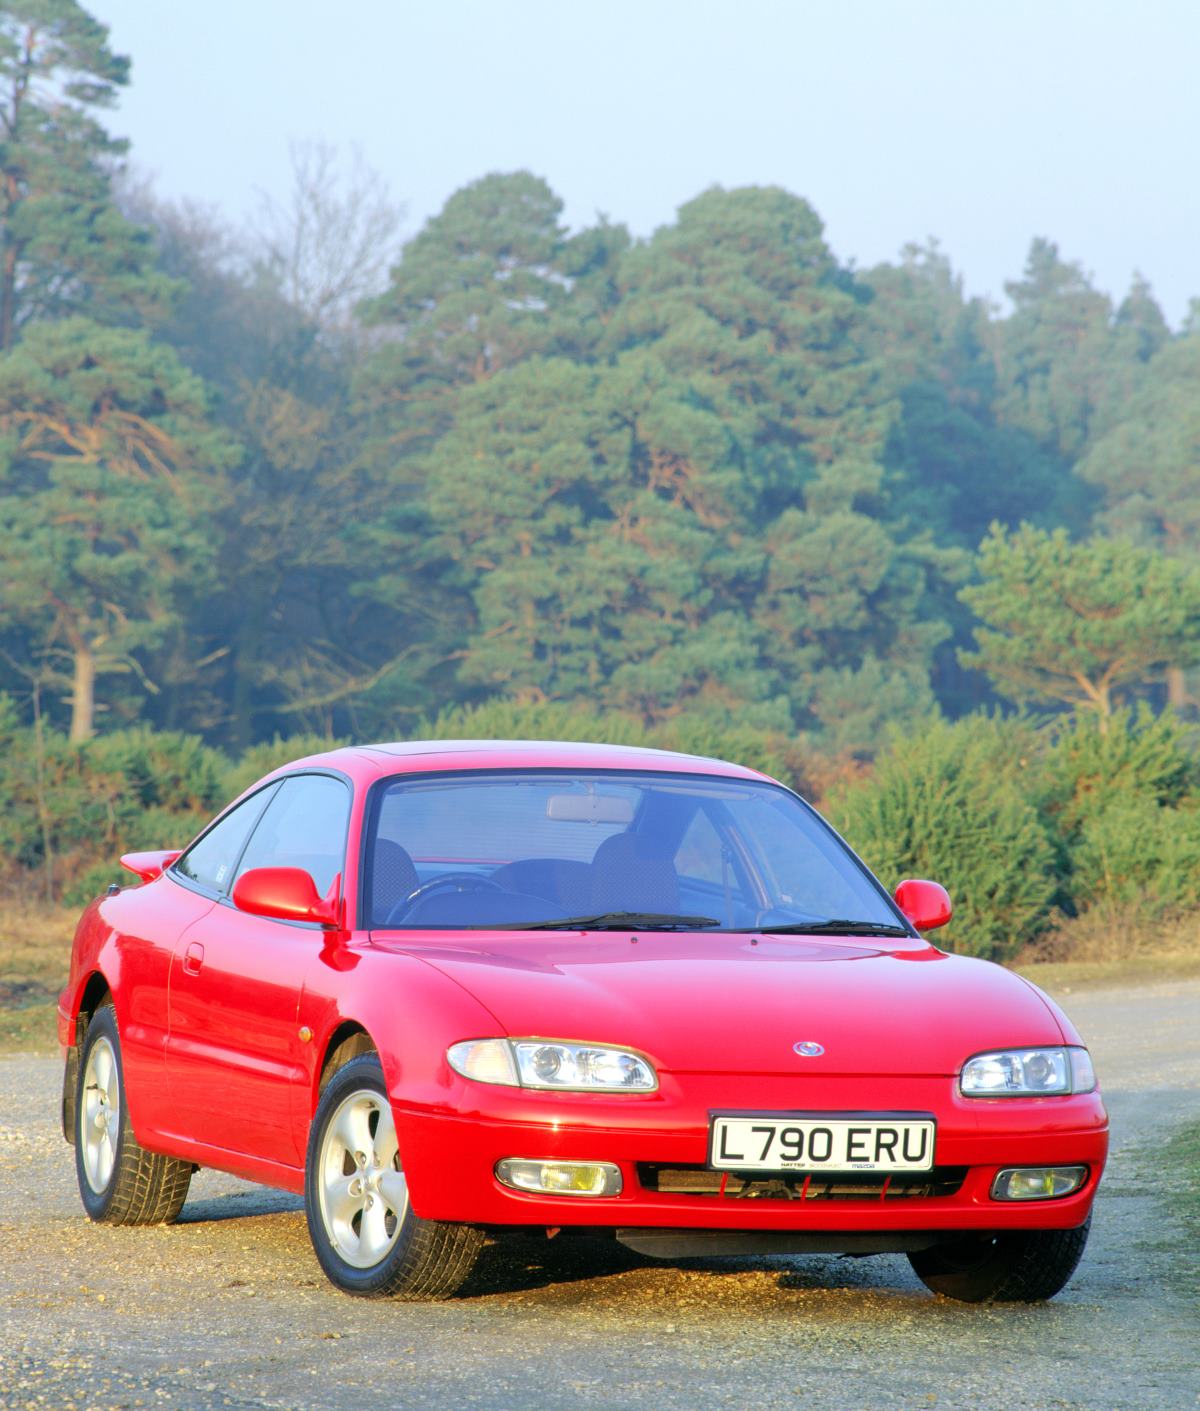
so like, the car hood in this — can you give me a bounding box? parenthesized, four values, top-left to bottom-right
(375, 931, 1065, 1077)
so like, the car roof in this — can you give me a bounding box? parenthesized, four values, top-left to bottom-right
(282, 739, 771, 784)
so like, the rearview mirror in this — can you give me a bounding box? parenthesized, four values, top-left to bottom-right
(893, 879, 952, 932)
(546, 793, 634, 824)
(232, 867, 338, 927)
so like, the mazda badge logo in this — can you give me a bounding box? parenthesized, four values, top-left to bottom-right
(793, 1041, 824, 1057)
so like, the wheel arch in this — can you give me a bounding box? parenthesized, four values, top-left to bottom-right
(61, 969, 114, 1145)
(315, 1022, 379, 1106)
(77, 970, 112, 1026)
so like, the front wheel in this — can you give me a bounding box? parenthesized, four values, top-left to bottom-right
(74, 1003, 192, 1225)
(908, 1218, 1091, 1302)
(304, 1053, 483, 1298)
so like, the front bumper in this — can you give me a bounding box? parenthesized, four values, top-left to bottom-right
(393, 1071, 1108, 1234)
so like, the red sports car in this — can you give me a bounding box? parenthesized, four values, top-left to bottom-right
(59, 741, 1107, 1302)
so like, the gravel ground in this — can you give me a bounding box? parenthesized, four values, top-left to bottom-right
(1, 979, 1197, 1411)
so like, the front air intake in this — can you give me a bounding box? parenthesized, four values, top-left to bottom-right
(636, 1164, 968, 1200)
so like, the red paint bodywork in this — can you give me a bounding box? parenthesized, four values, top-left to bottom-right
(893, 878, 953, 932)
(60, 741, 1108, 1234)
(231, 866, 339, 927)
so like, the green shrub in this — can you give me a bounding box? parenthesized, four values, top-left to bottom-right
(1045, 708, 1200, 917)
(1046, 706, 1197, 834)
(827, 715, 1058, 961)
(82, 728, 229, 814)
(1072, 797, 1200, 915)
(0, 707, 228, 902)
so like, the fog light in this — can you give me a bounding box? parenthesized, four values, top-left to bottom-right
(991, 1166, 1087, 1200)
(495, 1159, 622, 1197)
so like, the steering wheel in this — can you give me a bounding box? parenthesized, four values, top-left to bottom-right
(385, 872, 505, 925)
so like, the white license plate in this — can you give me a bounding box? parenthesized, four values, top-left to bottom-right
(709, 1113, 936, 1173)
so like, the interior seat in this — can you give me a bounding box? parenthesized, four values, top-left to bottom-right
(589, 832, 680, 914)
(491, 858, 593, 914)
(370, 839, 419, 923)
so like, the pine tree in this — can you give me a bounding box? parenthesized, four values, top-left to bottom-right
(992, 239, 1140, 461)
(959, 525, 1200, 723)
(0, 1, 174, 346)
(0, 318, 237, 738)
(417, 352, 788, 727)
(604, 184, 892, 511)
(1076, 332, 1200, 711)
(356, 172, 572, 455)
(1077, 336, 1200, 558)
(1114, 273, 1169, 363)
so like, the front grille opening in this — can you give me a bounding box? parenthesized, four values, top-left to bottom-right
(637, 1164, 967, 1201)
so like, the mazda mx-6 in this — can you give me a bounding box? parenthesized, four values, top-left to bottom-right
(59, 741, 1108, 1301)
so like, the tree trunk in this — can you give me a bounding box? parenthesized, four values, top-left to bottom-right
(1094, 681, 1112, 734)
(69, 642, 96, 742)
(0, 243, 15, 352)
(1166, 665, 1188, 712)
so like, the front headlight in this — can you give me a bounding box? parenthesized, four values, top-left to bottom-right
(447, 1038, 657, 1092)
(960, 1046, 1096, 1096)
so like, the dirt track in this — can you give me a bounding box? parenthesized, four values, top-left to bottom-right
(1, 979, 1197, 1411)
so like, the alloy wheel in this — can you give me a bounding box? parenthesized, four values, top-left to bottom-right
(316, 1088, 408, 1268)
(81, 1035, 119, 1193)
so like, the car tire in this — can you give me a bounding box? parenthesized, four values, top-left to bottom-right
(907, 1218, 1091, 1302)
(304, 1053, 484, 1299)
(74, 1003, 192, 1225)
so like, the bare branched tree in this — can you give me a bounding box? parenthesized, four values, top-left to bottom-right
(253, 140, 405, 330)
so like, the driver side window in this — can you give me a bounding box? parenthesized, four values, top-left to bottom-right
(233, 773, 351, 896)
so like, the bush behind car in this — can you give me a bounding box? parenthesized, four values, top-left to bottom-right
(2, 694, 1198, 961)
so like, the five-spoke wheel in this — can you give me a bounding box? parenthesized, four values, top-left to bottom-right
(316, 1087, 409, 1268)
(80, 1030, 120, 1194)
(304, 1052, 483, 1298)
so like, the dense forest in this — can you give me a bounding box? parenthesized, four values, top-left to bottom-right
(1, 2, 1198, 958)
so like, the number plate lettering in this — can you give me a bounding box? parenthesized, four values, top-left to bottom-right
(709, 1114, 936, 1172)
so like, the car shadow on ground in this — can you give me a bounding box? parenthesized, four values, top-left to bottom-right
(457, 1235, 921, 1300)
(459, 1234, 650, 1295)
(169, 1191, 926, 1301)
(177, 1188, 304, 1223)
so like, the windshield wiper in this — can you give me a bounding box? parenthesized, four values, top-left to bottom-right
(498, 911, 722, 932)
(758, 919, 912, 936)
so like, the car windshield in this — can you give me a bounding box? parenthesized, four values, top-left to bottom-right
(364, 769, 904, 933)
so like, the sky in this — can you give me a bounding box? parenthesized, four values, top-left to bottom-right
(96, 0, 1199, 324)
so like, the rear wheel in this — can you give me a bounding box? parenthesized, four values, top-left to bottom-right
(908, 1219, 1091, 1302)
(304, 1053, 483, 1298)
(74, 1004, 192, 1225)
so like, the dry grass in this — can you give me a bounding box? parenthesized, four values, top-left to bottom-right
(1014, 951, 1200, 995)
(1025, 905, 1200, 966)
(986, 903, 1200, 993)
(0, 903, 76, 1054)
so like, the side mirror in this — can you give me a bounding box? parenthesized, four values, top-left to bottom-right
(232, 867, 338, 927)
(893, 879, 952, 932)
(119, 849, 183, 883)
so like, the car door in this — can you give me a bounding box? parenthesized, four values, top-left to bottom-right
(164, 772, 352, 1168)
(109, 881, 218, 1143)
(121, 784, 281, 1127)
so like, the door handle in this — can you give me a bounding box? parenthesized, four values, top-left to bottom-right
(182, 941, 205, 976)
